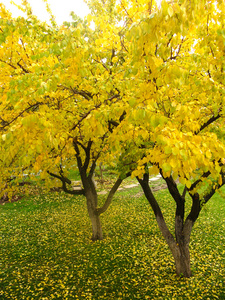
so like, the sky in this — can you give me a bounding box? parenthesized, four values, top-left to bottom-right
(1, 0, 90, 24)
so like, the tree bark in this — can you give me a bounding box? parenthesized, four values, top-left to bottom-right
(156, 215, 192, 277)
(97, 178, 123, 215)
(88, 205, 103, 241)
(84, 182, 103, 241)
(138, 174, 194, 277)
(170, 240, 192, 277)
(173, 217, 193, 277)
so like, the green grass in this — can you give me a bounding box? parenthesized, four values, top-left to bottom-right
(0, 186, 224, 299)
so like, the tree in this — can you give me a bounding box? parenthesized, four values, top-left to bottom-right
(0, 0, 128, 240)
(110, 0, 225, 277)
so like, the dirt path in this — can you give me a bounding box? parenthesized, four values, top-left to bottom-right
(97, 175, 168, 195)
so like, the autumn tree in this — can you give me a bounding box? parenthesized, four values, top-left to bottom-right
(110, 0, 225, 277)
(0, 0, 128, 240)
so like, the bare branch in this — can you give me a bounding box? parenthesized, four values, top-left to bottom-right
(93, 58, 109, 72)
(97, 178, 123, 215)
(70, 87, 93, 100)
(148, 0, 153, 15)
(17, 59, 29, 74)
(47, 171, 85, 195)
(73, 138, 83, 171)
(83, 140, 92, 172)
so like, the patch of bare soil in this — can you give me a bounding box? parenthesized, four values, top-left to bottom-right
(0, 194, 22, 205)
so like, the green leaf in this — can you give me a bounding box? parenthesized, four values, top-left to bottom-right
(162, 162, 171, 173)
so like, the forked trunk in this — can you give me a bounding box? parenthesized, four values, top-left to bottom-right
(84, 176, 123, 241)
(157, 215, 192, 277)
(155, 214, 193, 278)
(137, 177, 191, 277)
(73, 140, 124, 241)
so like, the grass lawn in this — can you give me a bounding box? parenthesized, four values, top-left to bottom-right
(0, 185, 224, 299)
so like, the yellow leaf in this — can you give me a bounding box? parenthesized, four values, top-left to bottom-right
(168, 6, 173, 17)
(186, 180, 192, 189)
(55, 156, 61, 165)
(205, 150, 212, 159)
(172, 147, 179, 155)
(149, 165, 159, 175)
(218, 175, 222, 186)
(170, 158, 177, 169)
(162, 163, 171, 173)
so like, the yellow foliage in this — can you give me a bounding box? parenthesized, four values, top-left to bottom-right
(0, 0, 224, 196)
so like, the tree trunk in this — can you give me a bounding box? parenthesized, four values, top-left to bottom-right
(89, 210, 103, 241)
(156, 214, 192, 278)
(73, 140, 104, 241)
(85, 189, 103, 241)
(138, 176, 194, 278)
(170, 241, 192, 277)
(170, 217, 193, 277)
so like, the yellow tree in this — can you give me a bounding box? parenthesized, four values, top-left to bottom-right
(110, 0, 225, 277)
(0, 0, 128, 240)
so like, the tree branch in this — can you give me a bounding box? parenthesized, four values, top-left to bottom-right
(184, 170, 225, 233)
(17, 59, 29, 73)
(88, 152, 101, 179)
(195, 114, 221, 134)
(83, 140, 92, 172)
(0, 102, 42, 130)
(70, 103, 101, 132)
(138, 173, 176, 246)
(70, 87, 93, 100)
(160, 173, 183, 205)
(70, 94, 120, 132)
(202, 171, 225, 205)
(185, 193, 201, 224)
(189, 170, 211, 192)
(0, 58, 17, 70)
(97, 177, 123, 215)
(73, 138, 83, 172)
(47, 171, 85, 195)
(160, 172, 185, 241)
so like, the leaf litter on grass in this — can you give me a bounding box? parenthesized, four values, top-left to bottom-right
(0, 187, 224, 299)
